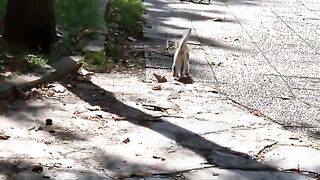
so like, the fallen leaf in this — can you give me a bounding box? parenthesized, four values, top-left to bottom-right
(152, 84, 162, 90)
(77, 28, 98, 40)
(0, 134, 10, 140)
(153, 73, 167, 83)
(123, 138, 130, 144)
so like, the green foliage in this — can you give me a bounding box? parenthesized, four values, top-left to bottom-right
(54, 0, 106, 49)
(25, 54, 48, 67)
(84, 51, 116, 72)
(0, 0, 6, 18)
(107, 0, 143, 34)
(105, 39, 123, 61)
(0, 53, 50, 75)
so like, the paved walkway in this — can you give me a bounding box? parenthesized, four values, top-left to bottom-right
(144, 0, 320, 140)
(0, 0, 320, 179)
(0, 73, 319, 179)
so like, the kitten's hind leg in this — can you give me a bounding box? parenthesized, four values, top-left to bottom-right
(172, 65, 177, 77)
(185, 52, 190, 77)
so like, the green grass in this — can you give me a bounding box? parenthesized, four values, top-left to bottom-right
(107, 0, 143, 35)
(0, 0, 6, 18)
(0, 53, 50, 75)
(55, 0, 106, 48)
(83, 51, 117, 72)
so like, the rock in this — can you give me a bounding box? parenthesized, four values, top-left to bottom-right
(51, 84, 66, 93)
(168, 91, 180, 99)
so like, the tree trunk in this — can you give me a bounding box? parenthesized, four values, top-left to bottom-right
(3, 0, 56, 52)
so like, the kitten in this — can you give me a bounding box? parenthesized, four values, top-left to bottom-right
(172, 28, 192, 79)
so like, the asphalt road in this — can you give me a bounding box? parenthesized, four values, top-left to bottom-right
(144, 0, 320, 140)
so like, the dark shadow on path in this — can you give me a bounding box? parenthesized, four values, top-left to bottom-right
(62, 78, 278, 173)
(0, 91, 87, 142)
(0, 152, 174, 179)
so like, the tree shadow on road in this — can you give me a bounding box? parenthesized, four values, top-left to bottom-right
(0, 92, 87, 142)
(62, 77, 280, 174)
(0, 152, 173, 179)
(0, 159, 109, 180)
(178, 0, 259, 6)
(143, 0, 244, 51)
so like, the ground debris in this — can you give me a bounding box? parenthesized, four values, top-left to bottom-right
(127, 37, 137, 42)
(142, 103, 168, 112)
(86, 105, 102, 111)
(122, 138, 130, 144)
(153, 73, 167, 83)
(45, 119, 53, 126)
(249, 109, 263, 117)
(113, 115, 127, 121)
(0, 134, 10, 140)
(152, 156, 166, 161)
(152, 84, 162, 90)
(31, 165, 43, 173)
(50, 84, 66, 93)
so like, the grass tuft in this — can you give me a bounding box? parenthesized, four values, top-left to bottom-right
(106, 0, 143, 35)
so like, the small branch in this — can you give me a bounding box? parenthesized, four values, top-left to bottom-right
(151, 165, 216, 176)
(255, 142, 278, 158)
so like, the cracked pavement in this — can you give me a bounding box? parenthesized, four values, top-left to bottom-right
(1, 0, 320, 179)
(1, 73, 319, 179)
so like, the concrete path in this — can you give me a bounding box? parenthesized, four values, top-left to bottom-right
(0, 73, 320, 179)
(1, 0, 320, 179)
(144, 0, 320, 141)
